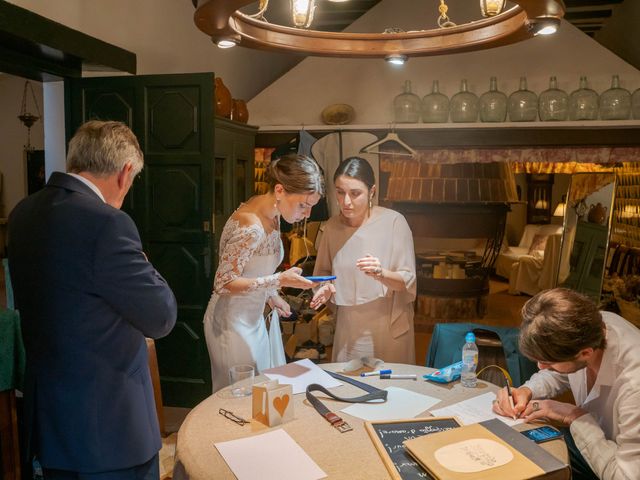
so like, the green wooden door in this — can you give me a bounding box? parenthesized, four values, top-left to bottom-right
(66, 73, 215, 406)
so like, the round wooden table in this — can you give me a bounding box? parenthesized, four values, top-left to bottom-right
(173, 363, 568, 480)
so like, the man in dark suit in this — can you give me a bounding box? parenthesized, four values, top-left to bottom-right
(8, 121, 177, 480)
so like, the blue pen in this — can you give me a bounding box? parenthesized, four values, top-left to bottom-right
(361, 369, 392, 377)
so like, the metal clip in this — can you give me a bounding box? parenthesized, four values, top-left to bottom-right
(219, 408, 249, 426)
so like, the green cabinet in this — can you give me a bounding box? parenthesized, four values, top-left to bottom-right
(212, 118, 256, 262)
(562, 221, 608, 299)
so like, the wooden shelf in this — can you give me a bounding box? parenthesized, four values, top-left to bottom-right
(255, 121, 640, 148)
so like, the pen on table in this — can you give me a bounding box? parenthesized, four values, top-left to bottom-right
(380, 374, 417, 380)
(506, 383, 517, 420)
(361, 369, 392, 377)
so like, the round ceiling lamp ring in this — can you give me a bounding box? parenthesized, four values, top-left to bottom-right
(194, 0, 565, 58)
(235, 13, 529, 57)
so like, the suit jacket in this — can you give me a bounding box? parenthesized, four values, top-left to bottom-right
(8, 172, 177, 472)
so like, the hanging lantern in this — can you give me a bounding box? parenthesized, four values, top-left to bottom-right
(290, 0, 316, 28)
(18, 80, 41, 151)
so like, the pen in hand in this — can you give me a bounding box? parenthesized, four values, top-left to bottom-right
(506, 383, 517, 420)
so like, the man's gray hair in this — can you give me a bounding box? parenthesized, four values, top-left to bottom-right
(67, 120, 143, 176)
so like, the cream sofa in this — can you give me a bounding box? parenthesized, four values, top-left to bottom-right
(495, 223, 563, 282)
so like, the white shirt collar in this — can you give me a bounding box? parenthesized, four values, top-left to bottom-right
(67, 173, 106, 203)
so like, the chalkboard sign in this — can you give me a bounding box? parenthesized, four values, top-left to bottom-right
(365, 417, 461, 480)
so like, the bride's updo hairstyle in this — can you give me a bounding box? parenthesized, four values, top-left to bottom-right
(266, 154, 325, 196)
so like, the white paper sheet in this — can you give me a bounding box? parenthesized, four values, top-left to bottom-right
(340, 386, 441, 421)
(263, 358, 341, 395)
(429, 391, 524, 427)
(215, 429, 326, 480)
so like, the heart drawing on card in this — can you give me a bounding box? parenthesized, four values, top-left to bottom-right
(273, 394, 290, 417)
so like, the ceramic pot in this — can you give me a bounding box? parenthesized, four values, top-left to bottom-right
(231, 99, 249, 123)
(588, 203, 607, 224)
(215, 77, 232, 118)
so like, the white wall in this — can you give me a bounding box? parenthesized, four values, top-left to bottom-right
(6, 0, 299, 101)
(0, 74, 44, 215)
(249, 0, 640, 126)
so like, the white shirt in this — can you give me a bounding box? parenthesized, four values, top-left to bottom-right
(67, 173, 105, 203)
(523, 312, 640, 480)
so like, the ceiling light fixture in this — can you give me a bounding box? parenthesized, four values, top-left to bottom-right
(385, 54, 408, 66)
(529, 17, 561, 36)
(194, 0, 565, 59)
(214, 35, 240, 49)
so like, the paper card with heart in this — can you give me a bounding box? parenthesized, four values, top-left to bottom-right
(252, 380, 294, 427)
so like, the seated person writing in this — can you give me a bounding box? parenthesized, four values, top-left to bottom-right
(493, 288, 640, 480)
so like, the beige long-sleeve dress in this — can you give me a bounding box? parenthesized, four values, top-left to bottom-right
(314, 206, 417, 363)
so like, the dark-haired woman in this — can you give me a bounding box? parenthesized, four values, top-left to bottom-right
(204, 154, 325, 392)
(311, 157, 416, 364)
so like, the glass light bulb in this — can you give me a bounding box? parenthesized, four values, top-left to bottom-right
(480, 0, 505, 17)
(291, 0, 316, 28)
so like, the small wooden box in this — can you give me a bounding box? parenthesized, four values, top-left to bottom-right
(252, 380, 294, 427)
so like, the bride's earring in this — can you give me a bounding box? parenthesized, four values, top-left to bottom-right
(369, 196, 373, 209)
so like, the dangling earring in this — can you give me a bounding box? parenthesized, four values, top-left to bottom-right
(369, 196, 373, 209)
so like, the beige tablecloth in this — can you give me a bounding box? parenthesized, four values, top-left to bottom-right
(173, 363, 568, 480)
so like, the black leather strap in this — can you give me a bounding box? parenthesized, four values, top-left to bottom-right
(305, 370, 388, 433)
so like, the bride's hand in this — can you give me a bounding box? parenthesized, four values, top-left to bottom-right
(279, 267, 314, 289)
(310, 283, 336, 309)
(268, 295, 292, 317)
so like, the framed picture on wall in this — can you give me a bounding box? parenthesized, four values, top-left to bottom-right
(25, 149, 45, 195)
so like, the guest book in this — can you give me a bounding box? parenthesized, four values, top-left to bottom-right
(403, 419, 570, 480)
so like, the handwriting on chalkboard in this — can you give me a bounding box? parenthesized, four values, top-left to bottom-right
(365, 417, 461, 480)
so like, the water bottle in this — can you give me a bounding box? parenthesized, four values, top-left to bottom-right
(461, 332, 478, 388)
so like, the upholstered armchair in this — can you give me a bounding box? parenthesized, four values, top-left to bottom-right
(508, 232, 564, 296)
(495, 224, 563, 280)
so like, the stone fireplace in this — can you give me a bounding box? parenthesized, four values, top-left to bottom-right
(383, 158, 518, 332)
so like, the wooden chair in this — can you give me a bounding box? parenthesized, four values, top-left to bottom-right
(620, 247, 640, 276)
(607, 243, 629, 277)
(146, 338, 166, 437)
(0, 389, 21, 480)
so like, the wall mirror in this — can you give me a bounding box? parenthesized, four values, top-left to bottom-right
(557, 173, 616, 300)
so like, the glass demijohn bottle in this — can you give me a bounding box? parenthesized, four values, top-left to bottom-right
(422, 80, 449, 123)
(632, 88, 640, 120)
(480, 76, 507, 122)
(599, 74, 631, 120)
(508, 76, 537, 122)
(450, 79, 478, 123)
(393, 80, 421, 123)
(569, 76, 598, 120)
(461, 332, 478, 388)
(539, 76, 568, 121)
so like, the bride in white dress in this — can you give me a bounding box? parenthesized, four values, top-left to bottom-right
(204, 154, 324, 393)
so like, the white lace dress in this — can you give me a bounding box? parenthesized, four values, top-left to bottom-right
(204, 218, 283, 393)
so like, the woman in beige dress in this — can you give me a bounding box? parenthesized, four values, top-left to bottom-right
(311, 157, 416, 364)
